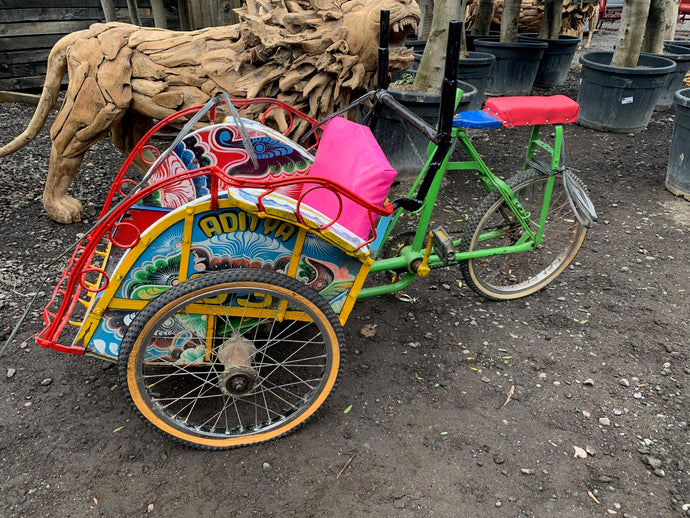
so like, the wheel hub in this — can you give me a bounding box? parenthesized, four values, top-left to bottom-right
(217, 335, 258, 396)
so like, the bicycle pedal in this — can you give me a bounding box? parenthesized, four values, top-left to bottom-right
(431, 226, 455, 266)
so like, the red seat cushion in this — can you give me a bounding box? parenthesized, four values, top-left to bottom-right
(483, 95, 580, 128)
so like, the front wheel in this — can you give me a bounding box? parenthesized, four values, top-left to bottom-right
(118, 270, 344, 450)
(459, 169, 588, 300)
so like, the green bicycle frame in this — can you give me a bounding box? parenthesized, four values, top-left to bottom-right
(357, 122, 565, 299)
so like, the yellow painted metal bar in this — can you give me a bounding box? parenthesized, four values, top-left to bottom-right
(286, 228, 306, 278)
(204, 314, 215, 362)
(337, 262, 372, 326)
(178, 206, 196, 283)
(275, 228, 308, 320)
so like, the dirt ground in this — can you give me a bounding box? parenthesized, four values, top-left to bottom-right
(1, 25, 689, 518)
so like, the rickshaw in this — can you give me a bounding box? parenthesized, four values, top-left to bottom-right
(10, 18, 595, 449)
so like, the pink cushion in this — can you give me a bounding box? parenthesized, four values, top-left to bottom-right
(484, 95, 579, 127)
(301, 117, 397, 239)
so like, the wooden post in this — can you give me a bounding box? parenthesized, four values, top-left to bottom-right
(218, 0, 238, 26)
(127, 0, 143, 26)
(100, 0, 117, 22)
(151, 0, 168, 28)
(178, 0, 192, 30)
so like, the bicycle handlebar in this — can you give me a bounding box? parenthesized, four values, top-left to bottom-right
(374, 90, 438, 142)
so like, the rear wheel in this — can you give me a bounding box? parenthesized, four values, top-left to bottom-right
(460, 169, 588, 300)
(118, 269, 343, 450)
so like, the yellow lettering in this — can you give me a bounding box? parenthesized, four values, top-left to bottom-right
(199, 217, 223, 238)
(263, 218, 281, 235)
(275, 222, 296, 242)
(199, 211, 280, 238)
(247, 212, 259, 232)
(219, 212, 239, 233)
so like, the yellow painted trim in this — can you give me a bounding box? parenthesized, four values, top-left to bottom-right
(178, 206, 196, 283)
(286, 228, 306, 278)
(204, 313, 214, 362)
(90, 199, 223, 320)
(74, 241, 115, 346)
(103, 298, 150, 311)
(276, 228, 308, 320)
(337, 262, 372, 326)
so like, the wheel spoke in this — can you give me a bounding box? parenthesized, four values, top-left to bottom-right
(461, 171, 588, 299)
(120, 269, 343, 449)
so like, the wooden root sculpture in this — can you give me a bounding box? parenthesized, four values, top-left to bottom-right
(466, 0, 598, 38)
(0, 0, 420, 224)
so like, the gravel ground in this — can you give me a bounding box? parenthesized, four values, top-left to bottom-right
(0, 22, 689, 518)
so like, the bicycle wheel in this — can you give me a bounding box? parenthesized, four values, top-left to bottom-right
(459, 169, 588, 300)
(118, 269, 344, 450)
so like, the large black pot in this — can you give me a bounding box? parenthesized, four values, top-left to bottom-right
(372, 81, 477, 175)
(653, 51, 690, 110)
(664, 42, 690, 54)
(666, 88, 690, 200)
(465, 31, 500, 52)
(664, 39, 690, 49)
(473, 39, 548, 95)
(395, 52, 494, 110)
(577, 52, 676, 133)
(404, 40, 427, 53)
(457, 51, 495, 109)
(519, 34, 581, 88)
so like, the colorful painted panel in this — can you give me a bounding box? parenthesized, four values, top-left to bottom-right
(86, 204, 366, 359)
(140, 119, 314, 209)
(114, 219, 186, 300)
(189, 208, 296, 275)
(298, 233, 362, 314)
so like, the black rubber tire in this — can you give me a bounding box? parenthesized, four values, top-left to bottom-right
(459, 169, 588, 300)
(118, 269, 344, 450)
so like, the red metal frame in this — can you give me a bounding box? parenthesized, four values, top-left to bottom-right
(37, 97, 392, 354)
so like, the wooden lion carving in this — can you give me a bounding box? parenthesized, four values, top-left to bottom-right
(0, 0, 420, 224)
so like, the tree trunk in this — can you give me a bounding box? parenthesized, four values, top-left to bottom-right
(413, 0, 466, 94)
(472, 0, 495, 35)
(539, 0, 563, 39)
(663, 0, 680, 41)
(418, 0, 434, 40)
(643, 0, 678, 51)
(126, 0, 142, 26)
(151, 0, 168, 28)
(100, 0, 116, 22)
(611, 0, 652, 68)
(500, 0, 521, 42)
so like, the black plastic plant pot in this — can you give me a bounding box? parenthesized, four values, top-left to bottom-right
(653, 51, 690, 110)
(666, 88, 690, 200)
(373, 81, 477, 175)
(576, 52, 676, 133)
(465, 31, 500, 52)
(664, 42, 690, 54)
(473, 39, 548, 95)
(664, 39, 690, 49)
(404, 40, 427, 53)
(457, 51, 495, 110)
(528, 35, 581, 88)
